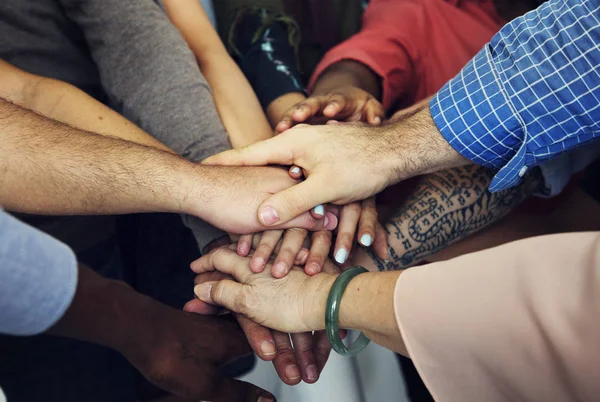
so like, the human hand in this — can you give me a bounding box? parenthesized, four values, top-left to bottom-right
(190, 165, 338, 234)
(186, 257, 339, 385)
(204, 123, 400, 227)
(191, 248, 337, 334)
(286, 169, 388, 267)
(275, 85, 384, 133)
(122, 298, 274, 401)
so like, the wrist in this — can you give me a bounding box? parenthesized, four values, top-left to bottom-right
(338, 272, 400, 333)
(381, 105, 468, 184)
(313, 60, 381, 99)
(48, 266, 157, 353)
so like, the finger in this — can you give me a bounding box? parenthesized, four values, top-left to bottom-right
(210, 375, 275, 402)
(272, 228, 308, 278)
(357, 197, 378, 247)
(374, 222, 390, 261)
(313, 330, 333, 372)
(289, 165, 303, 179)
(334, 203, 362, 265)
(323, 94, 348, 118)
(292, 97, 325, 122)
(194, 279, 245, 313)
(237, 234, 253, 256)
(294, 248, 309, 266)
(277, 209, 338, 232)
(235, 314, 277, 361)
(191, 248, 253, 283)
(365, 98, 384, 126)
(310, 204, 326, 219)
(203, 134, 292, 166)
(276, 113, 294, 133)
(182, 298, 220, 315)
(250, 230, 284, 273)
(291, 332, 319, 383)
(258, 179, 336, 226)
(305, 230, 333, 275)
(271, 331, 302, 385)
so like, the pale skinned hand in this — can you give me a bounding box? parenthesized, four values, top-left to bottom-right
(194, 165, 338, 234)
(204, 106, 463, 229)
(191, 248, 337, 334)
(186, 246, 340, 385)
(275, 85, 384, 133)
(288, 166, 389, 266)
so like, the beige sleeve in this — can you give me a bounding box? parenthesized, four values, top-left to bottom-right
(394, 231, 600, 402)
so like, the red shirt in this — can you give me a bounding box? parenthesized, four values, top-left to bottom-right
(309, 0, 506, 111)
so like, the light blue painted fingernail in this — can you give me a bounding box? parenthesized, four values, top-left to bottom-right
(360, 234, 373, 247)
(290, 166, 301, 175)
(313, 205, 325, 216)
(335, 248, 347, 264)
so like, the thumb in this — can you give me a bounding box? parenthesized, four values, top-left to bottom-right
(194, 280, 245, 314)
(204, 136, 293, 166)
(211, 376, 276, 402)
(257, 179, 333, 226)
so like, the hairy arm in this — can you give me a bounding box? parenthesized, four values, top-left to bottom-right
(163, 0, 273, 148)
(353, 164, 543, 271)
(0, 97, 203, 216)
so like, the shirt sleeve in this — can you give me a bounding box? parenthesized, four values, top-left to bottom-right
(308, 0, 419, 110)
(0, 210, 78, 336)
(394, 231, 600, 402)
(57, 0, 228, 251)
(430, 0, 600, 192)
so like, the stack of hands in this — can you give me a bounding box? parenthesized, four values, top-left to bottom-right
(185, 86, 395, 386)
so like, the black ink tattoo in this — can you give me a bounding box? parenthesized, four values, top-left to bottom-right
(369, 165, 543, 270)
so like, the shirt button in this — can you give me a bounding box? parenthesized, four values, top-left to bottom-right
(518, 166, 528, 177)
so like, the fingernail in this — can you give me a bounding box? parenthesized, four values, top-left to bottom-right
(335, 248, 348, 264)
(360, 234, 373, 247)
(286, 364, 301, 380)
(273, 262, 287, 277)
(194, 283, 212, 302)
(260, 206, 280, 225)
(325, 213, 338, 230)
(313, 204, 325, 216)
(290, 166, 301, 175)
(251, 257, 265, 271)
(306, 364, 319, 381)
(325, 105, 336, 114)
(307, 262, 320, 274)
(260, 340, 276, 356)
(374, 116, 381, 125)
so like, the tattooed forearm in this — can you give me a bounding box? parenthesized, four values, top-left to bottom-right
(369, 165, 543, 271)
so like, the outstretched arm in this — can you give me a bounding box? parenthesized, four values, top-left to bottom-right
(0, 59, 169, 151)
(354, 165, 543, 271)
(163, 0, 273, 148)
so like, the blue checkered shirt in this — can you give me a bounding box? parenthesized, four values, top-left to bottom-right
(430, 0, 600, 192)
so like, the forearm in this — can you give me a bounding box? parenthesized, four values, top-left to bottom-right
(363, 165, 542, 271)
(383, 105, 469, 183)
(200, 58, 273, 147)
(310, 271, 407, 354)
(312, 60, 381, 100)
(47, 265, 154, 352)
(59, 0, 231, 162)
(163, 0, 272, 148)
(0, 60, 171, 152)
(0, 98, 204, 216)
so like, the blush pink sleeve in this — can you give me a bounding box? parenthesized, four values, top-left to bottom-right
(394, 231, 600, 401)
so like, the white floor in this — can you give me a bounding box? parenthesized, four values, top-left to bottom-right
(239, 339, 410, 402)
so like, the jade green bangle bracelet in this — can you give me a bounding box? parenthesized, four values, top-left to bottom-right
(325, 266, 371, 357)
